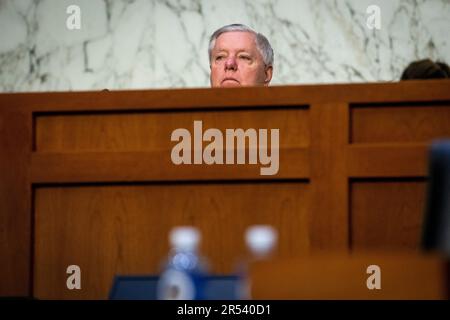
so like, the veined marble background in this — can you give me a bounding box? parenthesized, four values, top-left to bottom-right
(0, 0, 449, 92)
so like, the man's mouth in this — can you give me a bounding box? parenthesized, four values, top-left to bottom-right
(222, 77, 240, 84)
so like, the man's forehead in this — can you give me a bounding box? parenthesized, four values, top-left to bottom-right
(213, 31, 257, 51)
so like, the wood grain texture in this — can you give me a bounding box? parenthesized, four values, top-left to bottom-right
(30, 148, 309, 183)
(351, 104, 450, 143)
(34, 183, 310, 299)
(348, 144, 428, 177)
(0, 81, 449, 298)
(250, 253, 447, 299)
(36, 108, 309, 152)
(351, 181, 427, 250)
(309, 103, 349, 250)
(0, 80, 448, 113)
(0, 108, 31, 296)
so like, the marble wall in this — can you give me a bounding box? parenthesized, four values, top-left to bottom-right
(0, 0, 449, 92)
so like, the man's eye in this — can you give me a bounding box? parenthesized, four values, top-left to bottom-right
(239, 55, 251, 61)
(215, 56, 225, 61)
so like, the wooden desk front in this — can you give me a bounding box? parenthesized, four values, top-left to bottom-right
(249, 253, 449, 299)
(1, 81, 449, 298)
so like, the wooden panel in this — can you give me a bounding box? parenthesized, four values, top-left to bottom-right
(348, 144, 428, 177)
(30, 148, 309, 183)
(351, 104, 450, 143)
(0, 109, 31, 296)
(1, 81, 450, 298)
(250, 254, 447, 299)
(1, 80, 449, 114)
(351, 181, 427, 250)
(36, 109, 309, 152)
(309, 103, 349, 249)
(34, 182, 310, 299)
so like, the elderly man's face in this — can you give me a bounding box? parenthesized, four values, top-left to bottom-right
(210, 31, 273, 87)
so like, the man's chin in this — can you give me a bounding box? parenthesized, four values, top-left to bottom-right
(221, 79, 241, 87)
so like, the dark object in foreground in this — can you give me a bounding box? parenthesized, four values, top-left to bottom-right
(109, 275, 240, 300)
(422, 140, 450, 255)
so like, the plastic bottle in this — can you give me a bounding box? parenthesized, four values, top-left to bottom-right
(156, 226, 209, 300)
(245, 225, 278, 260)
(236, 225, 278, 300)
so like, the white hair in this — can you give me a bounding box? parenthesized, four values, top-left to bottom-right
(208, 24, 274, 66)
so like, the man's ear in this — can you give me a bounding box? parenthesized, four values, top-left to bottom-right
(264, 65, 273, 86)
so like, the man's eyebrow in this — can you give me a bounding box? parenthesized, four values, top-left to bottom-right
(212, 50, 226, 57)
(237, 50, 252, 55)
(214, 48, 252, 52)
(212, 49, 254, 59)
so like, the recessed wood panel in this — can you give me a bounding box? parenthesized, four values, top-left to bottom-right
(35, 108, 309, 152)
(351, 181, 426, 250)
(34, 182, 310, 299)
(351, 104, 450, 143)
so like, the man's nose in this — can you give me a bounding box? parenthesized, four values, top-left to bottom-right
(225, 57, 237, 70)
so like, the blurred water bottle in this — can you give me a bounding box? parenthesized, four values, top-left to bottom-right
(245, 225, 278, 260)
(156, 226, 209, 300)
(236, 225, 278, 300)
